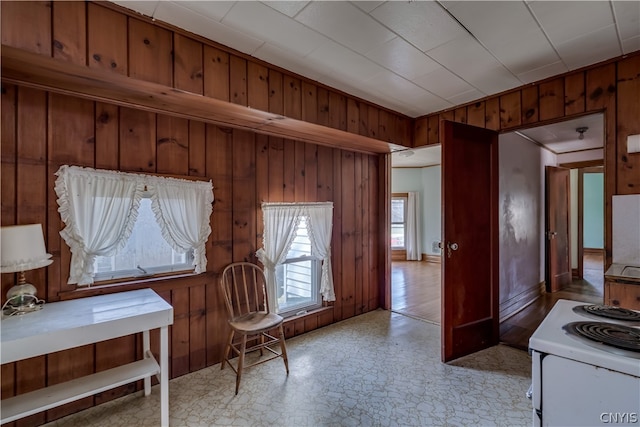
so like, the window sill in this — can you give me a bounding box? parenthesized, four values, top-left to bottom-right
(57, 272, 212, 301)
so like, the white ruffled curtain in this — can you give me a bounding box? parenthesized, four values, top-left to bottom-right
(55, 165, 213, 285)
(256, 202, 334, 312)
(406, 191, 422, 261)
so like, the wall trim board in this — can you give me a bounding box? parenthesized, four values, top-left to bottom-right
(499, 281, 545, 322)
(424, 254, 441, 264)
(1, 45, 401, 155)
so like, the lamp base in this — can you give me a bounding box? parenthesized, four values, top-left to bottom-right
(2, 279, 45, 317)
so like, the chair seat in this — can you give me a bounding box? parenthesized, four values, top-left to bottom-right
(229, 311, 284, 333)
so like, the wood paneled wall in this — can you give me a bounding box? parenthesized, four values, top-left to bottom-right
(0, 2, 387, 425)
(414, 52, 640, 267)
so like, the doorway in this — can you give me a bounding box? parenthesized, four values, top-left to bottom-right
(389, 113, 606, 352)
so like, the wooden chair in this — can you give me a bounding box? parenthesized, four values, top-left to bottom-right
(219, 262, 289, 394)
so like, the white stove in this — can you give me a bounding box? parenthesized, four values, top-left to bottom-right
(528, 299, 640, 426)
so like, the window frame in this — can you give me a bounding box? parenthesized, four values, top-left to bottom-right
(391, 193, 408, 250)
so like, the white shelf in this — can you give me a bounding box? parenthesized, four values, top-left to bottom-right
(1, 357, 160, 423)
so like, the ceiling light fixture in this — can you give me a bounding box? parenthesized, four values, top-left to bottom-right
(398, 150, 415, 158)
(576, 126, 588, 140)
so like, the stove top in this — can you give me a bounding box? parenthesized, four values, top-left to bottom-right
(572, 304, 640, 324)
(563, 321, 640, 359)
(529, 300, 640, 376)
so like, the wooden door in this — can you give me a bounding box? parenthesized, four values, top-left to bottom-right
(441, 120, 499, 362)
(545, 166, 572, 292)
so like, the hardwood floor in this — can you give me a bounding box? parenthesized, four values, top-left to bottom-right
(391, 252, 604, 351)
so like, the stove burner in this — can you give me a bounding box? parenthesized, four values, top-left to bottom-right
(573, 304, 640, 322)
(563, 321, 640, 353)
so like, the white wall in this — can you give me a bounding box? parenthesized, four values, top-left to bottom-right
(391, 166, 441, 256)
(499, 132, 557, 307)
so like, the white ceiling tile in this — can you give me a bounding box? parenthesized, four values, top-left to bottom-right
(261, 1, 310, 18)
(529, 1, 615, 45)
(445, 1, 537, 48)
(366, 37, 441, 80)
(351, 1, 385, 14)
(364, 71, 426, 100)
(612, 1, 640, 41)
(622, 35, 640, 54)
(223, 2, 327, 57)
(516, 61, 569, 85)
(447, 89, 485, 107)
(427, 34, 500, 78)
(486, 29, 560, 76)
(154, 2, 264, 55)
(306, 40, 386, 82)
(111, 1, 159, 17)
(370, 1, 467, 52)
(555, 25, 621, 70)
(295, 2, 395, 55)
(466, 65, 521, 95)
(172, 1, 235, 22)
(413, 67, 476, 99)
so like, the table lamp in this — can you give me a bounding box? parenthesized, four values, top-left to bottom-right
(1, 224, 53, 316)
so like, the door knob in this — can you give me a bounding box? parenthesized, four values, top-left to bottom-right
(446, 242, 458, 258)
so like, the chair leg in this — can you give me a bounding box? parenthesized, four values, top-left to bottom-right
(221, 329, 234, 371)
(235, 334, 248, 395)
(278, 324, 289, 375)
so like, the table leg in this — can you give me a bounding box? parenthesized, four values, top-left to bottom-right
(143, 330, 151, 396)
(160, 325, 169, 427)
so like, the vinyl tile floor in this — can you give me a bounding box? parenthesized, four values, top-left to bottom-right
(44, 310, 533, 427)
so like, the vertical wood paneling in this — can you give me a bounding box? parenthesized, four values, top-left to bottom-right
(119, 108, 156, 173)
(317, 88, 329, 127)
(174, 34, 203, 95)
(255, 134, 269, 249)
(294, 140, 306, 201)
(301, 82, 318, 124)
(47, 94, 94, 299)
(156, 115, 189, 175)
(128, 19, 173, 86)
(329, 92, 347, 131)
(52, 1, 86, 65)
(378, 110, 392, 142)
(87, 3, 127, 75)
(538, 78, 565, 121)
(203, 46, 230, 101)
(332, 147, 343, 320)
(521, 86, 539, 125)
(269, 70, 284, 115)
(467, 102, 485, 128)
(171, 288, 190, 378)
(15, 87, 48, 427)
(354, 153, 364, 315)
(427, 115, 439, 144)
(232, 130, 256, 262)
(229, 55, 248, 106)
(188, 121, 206, 177)
(1, 1, 51, 55)
(284, 76, 302, 120)
(361, 154, 371, 312)
(283, 139, 296, 202)
(347, 99, 359, 134)
(500, 91, 521, 129)
(189, 284, 207, 371)
(369, 155, 380, 309)
(95, 103, 120, 169)
(305, 143, 318, 202)
(485, 97, 500, 131)
(94, 336, 136, 405)
(358, 103, 369, 137)
(414, 117, 428, 147)
(454, 107, 467, 124)
(367, 106, 379, 140)
(247, 62, 269, 111)
(564, 72, 585, 116)
(616, 56, 640, 194)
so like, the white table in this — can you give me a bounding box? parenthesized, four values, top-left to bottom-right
(0, 288, 173, 426)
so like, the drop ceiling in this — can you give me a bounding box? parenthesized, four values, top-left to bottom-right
(112, 1, 639, 118)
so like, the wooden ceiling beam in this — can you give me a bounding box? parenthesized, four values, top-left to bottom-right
(1, 45, 402, 154)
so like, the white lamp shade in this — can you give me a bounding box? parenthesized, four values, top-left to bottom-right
(0, 224, 53, 273)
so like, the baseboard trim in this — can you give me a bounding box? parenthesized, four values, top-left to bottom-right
(584, 248, 604, 255)
(423, 254, 441, 264)
(572, 268, 579, 278)
(499, 281, 545, 323)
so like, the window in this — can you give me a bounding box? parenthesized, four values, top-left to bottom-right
(275, 217, 322, 317)
(55, 165, 213, 286)
(257, 202, 335, 318)
(391, 195, 408, 249)
(93, 198, 194, 281)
